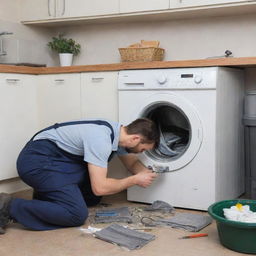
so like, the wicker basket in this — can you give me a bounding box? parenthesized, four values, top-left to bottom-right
(119, 47, 164, 62)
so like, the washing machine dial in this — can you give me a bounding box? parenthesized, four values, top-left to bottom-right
(157, 75, 167, 85)
(194, 75, 203, 84)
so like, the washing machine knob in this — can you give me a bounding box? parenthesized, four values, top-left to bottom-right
(157, 75, 167, 85)
(194, 75, 202, 84)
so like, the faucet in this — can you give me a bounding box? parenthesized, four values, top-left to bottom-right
(0, 31, 13, 56)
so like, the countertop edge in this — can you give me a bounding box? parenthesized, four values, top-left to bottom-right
(1, 57, 256, 74)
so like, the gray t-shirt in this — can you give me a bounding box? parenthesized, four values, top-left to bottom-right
(33, 119, 127, 168)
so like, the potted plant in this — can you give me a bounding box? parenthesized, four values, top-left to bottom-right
(47, 34, 81, 67)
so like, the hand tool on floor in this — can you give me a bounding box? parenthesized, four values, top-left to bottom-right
(94, 207, 133, 223)
(95, 211, 117, 217)
(141, 216, 163, 227)
(179, 233, 208, 239)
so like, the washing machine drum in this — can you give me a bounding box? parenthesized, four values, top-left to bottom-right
(144, 104, 190, 159)
(139, 101, 202, 172)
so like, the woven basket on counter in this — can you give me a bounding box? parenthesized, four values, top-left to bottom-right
(118, 47, 164, 62)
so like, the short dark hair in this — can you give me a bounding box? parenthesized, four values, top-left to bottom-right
(125, 118, 160, 147)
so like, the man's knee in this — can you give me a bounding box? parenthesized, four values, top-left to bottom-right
(69, 207, 88, 226)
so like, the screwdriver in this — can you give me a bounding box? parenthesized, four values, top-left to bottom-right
(180, 233, 208, 239)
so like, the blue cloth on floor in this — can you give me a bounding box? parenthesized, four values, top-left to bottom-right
(94, 207, 132, 223)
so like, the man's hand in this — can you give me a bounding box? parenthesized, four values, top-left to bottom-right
(134, 171, 158, 188)
(119, 154, 154, 175)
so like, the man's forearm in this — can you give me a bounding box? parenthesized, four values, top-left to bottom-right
(88, 162, 156, 196)
(93, 176, 137, 196)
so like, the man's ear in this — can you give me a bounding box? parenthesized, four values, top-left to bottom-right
(130, 134, 141, 144)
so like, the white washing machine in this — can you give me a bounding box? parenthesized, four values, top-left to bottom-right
(118, 67, 245, 210)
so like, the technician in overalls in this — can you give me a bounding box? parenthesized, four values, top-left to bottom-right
(0, 118, 159, 233)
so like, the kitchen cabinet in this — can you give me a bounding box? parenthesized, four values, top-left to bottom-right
(21, 0, 118, 22)
(0, 74, 38, 180)
(21, 0, 55, 21)
(120, 0, 169, 13)
(63, 0, 119, 18)
(37, 73, 81, 129)
(81, 72, 118, 121)
(21, 0, 66, 21)
(170, 0, 254, 9)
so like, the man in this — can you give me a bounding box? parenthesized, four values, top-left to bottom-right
(0, 118, 159, 233)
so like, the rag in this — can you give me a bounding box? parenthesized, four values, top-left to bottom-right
(142, 213, 212, 231)
(223, 204, 256, 223)
(94, 223, 155, 250)
(157, 212, 212, 232)
(143, 200, 175, 213)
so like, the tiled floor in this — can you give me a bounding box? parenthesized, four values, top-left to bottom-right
(0, 190, 245, 256)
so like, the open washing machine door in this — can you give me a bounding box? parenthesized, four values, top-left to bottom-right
(131, 93, 203, 171)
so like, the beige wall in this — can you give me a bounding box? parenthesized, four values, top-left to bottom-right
(56, 14, 256, 65)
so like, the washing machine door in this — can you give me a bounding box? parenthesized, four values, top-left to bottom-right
(132, 92, 203, 171)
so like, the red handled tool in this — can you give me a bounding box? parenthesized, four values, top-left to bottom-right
(180, 233, 208, 239)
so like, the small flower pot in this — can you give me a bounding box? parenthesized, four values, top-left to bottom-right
(59, 53, 73, 67)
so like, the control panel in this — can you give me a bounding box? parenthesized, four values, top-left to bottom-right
(118, 67, 218, 90)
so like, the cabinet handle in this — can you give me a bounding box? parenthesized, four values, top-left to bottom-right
(124, 82, 144, 85)
(48, 0, 52, 16)
(6, 78, 20, 83)
(91, 77, 104, 82)
(54, 79, 65, 82)
(61, 0, 66, 16)
(54, 0, 57, 17)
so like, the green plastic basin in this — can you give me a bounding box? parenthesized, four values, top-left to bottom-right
(208, 199, 256, 254)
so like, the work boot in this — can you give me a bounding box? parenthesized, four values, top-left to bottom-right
(0, 193, 12, 234)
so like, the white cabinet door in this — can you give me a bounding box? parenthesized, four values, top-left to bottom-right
(170, 0, 251, 8)
(63, 0, 119, 18)
(37, 73, 81, 129)
(21, 0, 119, 21)
(81, 72, 118, 121)
(120, 0, 169, 13)
(21, 0, 55, 21)
(0, 74, 38, 180)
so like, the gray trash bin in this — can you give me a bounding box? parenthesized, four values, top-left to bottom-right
(243, 91, 256, 199)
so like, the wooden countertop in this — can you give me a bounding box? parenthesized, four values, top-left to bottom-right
(1, 56, 256, 74)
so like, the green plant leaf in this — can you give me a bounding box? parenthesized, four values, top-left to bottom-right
(47, 34, 81, 55)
